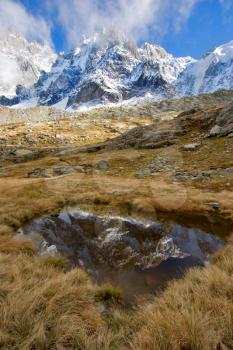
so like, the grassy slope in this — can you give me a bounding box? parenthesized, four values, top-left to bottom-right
(0, 242, 232, 349)
(0, 101, 233, 349)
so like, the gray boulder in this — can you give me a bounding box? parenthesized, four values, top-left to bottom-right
(53, 166, 84, 176)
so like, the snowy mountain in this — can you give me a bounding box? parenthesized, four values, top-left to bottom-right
(0, 31, 194, 110)
(30, 31, 195, 110)
(138, 43, 195, 84)
(176, 41, 233, 96)
(0, 34, 56, 103)
(3, 32, 233, 110)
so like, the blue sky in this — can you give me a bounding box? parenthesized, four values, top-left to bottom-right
(2, 0, 233, 58)
(161, 0, 233, 58)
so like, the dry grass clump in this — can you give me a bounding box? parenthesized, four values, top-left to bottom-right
(0, 179, 67, 232)
(1, 240, 233, 350)
(0, 224, 14, 237)
(211, 237, 233, 275)
(39, 255, 68, 271)
(0, 253, 132, 350)
(0, 237, 35, 255)
(130, 239, 233, 350)
(95, 284, 123, 304)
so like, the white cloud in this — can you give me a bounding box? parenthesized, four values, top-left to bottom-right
(0, 0, 231, 51)
(0, 54, 21, 96)
(51, 0, 201, 48)
(0, 0, 52, 44)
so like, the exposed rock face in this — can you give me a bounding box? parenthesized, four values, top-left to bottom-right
(52, 166, 84, 176)
(174, 102, 233, 137)
(2, 32, 233, 110)
(213, 102, 233, 136)
(209, 125, 222, 137)
(105, 125, 179, 150)
(66, 81, 122, 108)
(0, 105, 65, 125)
(0, 95, 20, 106)
(28, 168, 51, 178)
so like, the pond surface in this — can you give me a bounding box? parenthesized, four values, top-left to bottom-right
(17, 209, 225, 298)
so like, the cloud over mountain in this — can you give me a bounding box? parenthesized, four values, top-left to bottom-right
(49, 0, 202, 48)
(0, 0, 52, 44)
(0, 0, 231, 52)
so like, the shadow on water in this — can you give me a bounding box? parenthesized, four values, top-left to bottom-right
(16, 208, 229, 300)
(96, 256, 204, 301)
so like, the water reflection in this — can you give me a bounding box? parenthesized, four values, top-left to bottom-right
(17, 209, 225, 296)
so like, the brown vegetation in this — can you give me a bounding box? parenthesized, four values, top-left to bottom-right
(132, 240, 233, 350)
(0, 238, 232, 349)
(0, 94, 233, 349)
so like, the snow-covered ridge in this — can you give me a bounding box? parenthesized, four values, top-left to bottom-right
(1, 31, 233, 110)
(176, 40, 233, 96)
(17, 31, 194, 110)
(139, 43, 195, 83)
(0, 33, 56, 98)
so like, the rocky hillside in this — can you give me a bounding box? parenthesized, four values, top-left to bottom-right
(0, 89, 233, 349)
(1, 89, 233, 126)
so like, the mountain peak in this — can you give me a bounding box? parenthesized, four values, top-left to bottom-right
(2, 33, 233, 110)
(212, 40, 233, 62)
(176, 39, 233, 96)
(77, 29, 135, 52)
(0, 31, 194, 109)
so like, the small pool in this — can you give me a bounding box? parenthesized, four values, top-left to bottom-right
(16, 209, 225, 298)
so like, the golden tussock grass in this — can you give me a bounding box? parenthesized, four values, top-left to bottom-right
(0, 239, 232, 349)
(130, 239, 233, 350)
(0, 236, 35, 255)
(0, 253, 132, 350)
(0, 112, 233, 349)
(0, 175, 232, 348)
(1, 173, 233, 237)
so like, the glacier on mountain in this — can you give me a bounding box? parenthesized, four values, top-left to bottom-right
(176, 41, 233, 96)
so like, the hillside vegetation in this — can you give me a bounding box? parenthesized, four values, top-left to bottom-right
(0, 91, 233, 349)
